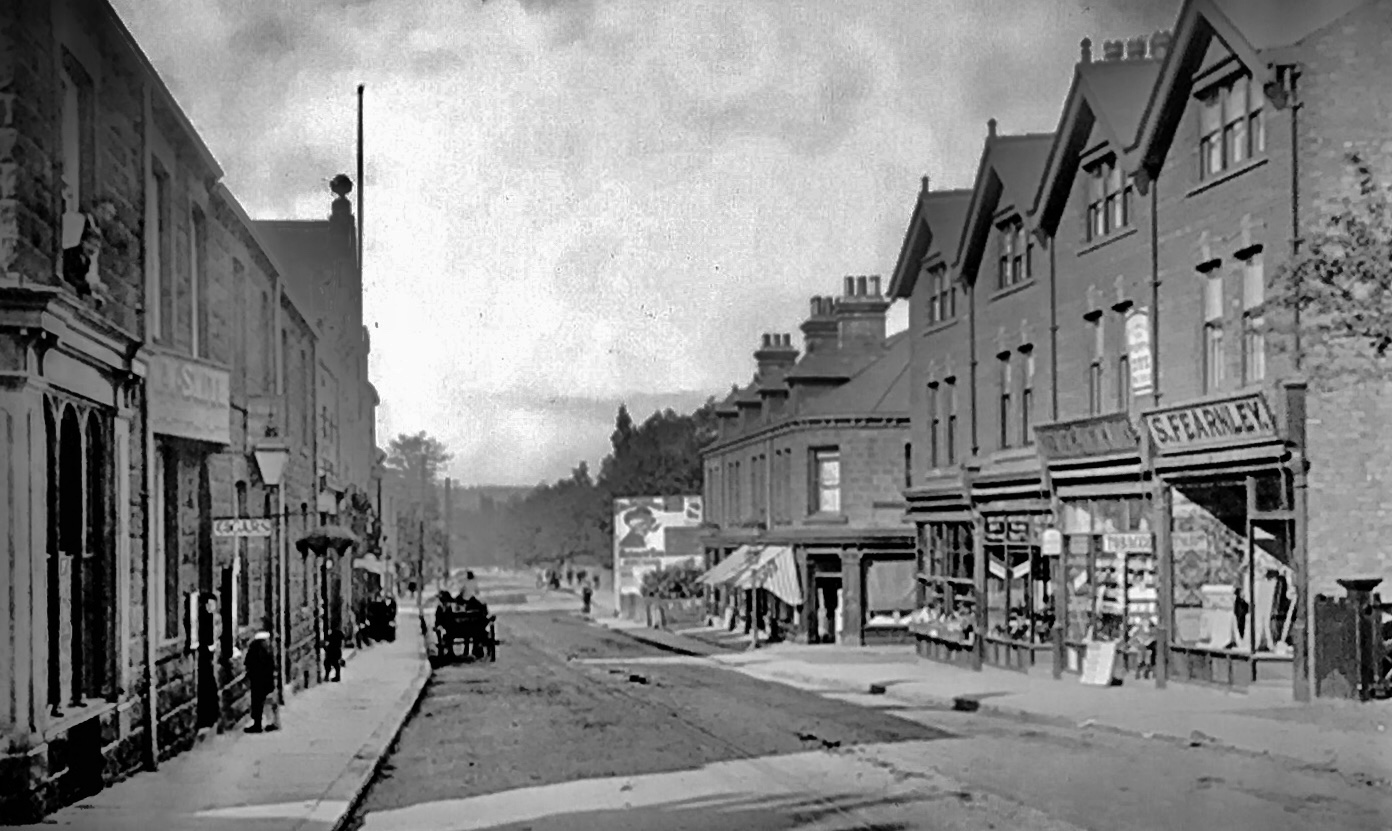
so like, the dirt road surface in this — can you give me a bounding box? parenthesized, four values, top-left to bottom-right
(347, 609, 1391, 831)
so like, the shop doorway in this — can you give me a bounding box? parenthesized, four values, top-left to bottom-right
(813, 575, 841, 643)
(1248, 517, 1296, 657)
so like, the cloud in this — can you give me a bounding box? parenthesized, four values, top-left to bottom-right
(111, 0, 1182, 485)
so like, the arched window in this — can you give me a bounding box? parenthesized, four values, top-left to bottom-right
(82, 412, 113, 701)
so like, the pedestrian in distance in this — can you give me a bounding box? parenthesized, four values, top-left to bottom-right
(325, 627, 345, 682)
(581, 582, 593, 616)
(244, 619, 278, 733)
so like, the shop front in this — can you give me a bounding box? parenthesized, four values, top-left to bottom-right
(0, 285, 145, 818)
(1143, 387, 1306, 695)
(969, 455, 1054, 673)
(905, 473, 977, 667)
(800, 545, 843, 644)
(1034, 413, 1156, 678)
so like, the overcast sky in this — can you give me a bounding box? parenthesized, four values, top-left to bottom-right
(113, 0, 1176, 487)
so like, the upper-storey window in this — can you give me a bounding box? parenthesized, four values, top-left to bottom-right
(927, 267, 956, 324)
(810, 447, 841, 515)
(1199, 74, 1265, 180)
(997, 218, 1032, 290)
(1085, 156, 1134, 241)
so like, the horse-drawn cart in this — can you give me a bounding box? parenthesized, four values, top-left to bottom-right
(428, 604, 498, 667)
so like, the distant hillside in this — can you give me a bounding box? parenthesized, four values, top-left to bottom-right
(446, 484, 533, 511)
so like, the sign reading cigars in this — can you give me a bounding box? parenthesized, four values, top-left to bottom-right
(1034, 412, 1140, 462)
(213, 518, 273, 538)
(1143, 392, 1277, 454)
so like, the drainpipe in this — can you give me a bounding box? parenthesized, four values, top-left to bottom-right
(140, 81, 160, 771)
(1286, 67, 1303, 370)
(1048, 236, 1059, 422)
(1146, 170, 1171, 689)
(967, 276, 979, 457)
(273, 273, 287, 698)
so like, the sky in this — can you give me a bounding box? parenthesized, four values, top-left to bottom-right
(111, 0, 1178, 487)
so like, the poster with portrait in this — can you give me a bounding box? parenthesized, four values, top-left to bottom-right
(613, 495, 703, 607)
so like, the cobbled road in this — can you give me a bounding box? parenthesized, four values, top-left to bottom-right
(347, 609, 1391, 831)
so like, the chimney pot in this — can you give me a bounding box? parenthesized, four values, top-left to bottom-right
(1102, 39, 1124, 61)
(783, 333, 792, 347)
(869, 275, 881, 296)
(987, 117, 998, 138)
(1080, 37, 1092, 64)
(810, 296, 820, 317)
(1149, 30, 1172, 61)
(1125, 36, 1146, 61)
(844, 276, 855, 296)
(762, 333, 771, 348)
(856, 275, 868, 297)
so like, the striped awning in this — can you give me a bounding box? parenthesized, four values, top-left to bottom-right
(698, 545, 760, 586)
(734, 545, 803, 607)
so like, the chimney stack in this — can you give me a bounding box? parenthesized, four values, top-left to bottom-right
(801, 295, 839, 355)
(1125, 36, 1147, 61)
(1080, 37, 1093, 64)
(1102, 39, 1124, 61)
(755, 330, 800, 381)
(835, 273, 889, 353)
(1149, 30, 1172, 61)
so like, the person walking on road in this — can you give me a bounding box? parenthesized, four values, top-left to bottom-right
(581, 582, 593, 616)
(245, 620, 278, 733)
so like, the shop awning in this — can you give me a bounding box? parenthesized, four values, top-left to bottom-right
(734, 545, 803, 607)
(698, 545, 760, 586)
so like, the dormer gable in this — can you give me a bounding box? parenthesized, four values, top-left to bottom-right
(888, 182, 973, 301)
(1032, 35, 1166, 237)
(1121, 0, 1367, 179)
(952, 121, 1054, 286)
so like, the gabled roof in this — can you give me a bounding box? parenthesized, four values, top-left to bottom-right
(799, 332, 911, 417)
(1032, 58, 1161, 236)
(888, 187, 973, 299)
(1126, 0, 1366, 175)
(953, 132, 1055, 282)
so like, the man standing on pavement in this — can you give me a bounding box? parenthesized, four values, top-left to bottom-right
(245, 620, 278, 733)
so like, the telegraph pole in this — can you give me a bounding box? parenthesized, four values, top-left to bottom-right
(443, 477, 453, 584)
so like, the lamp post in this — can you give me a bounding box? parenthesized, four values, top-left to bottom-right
(253, 434, 291, 702)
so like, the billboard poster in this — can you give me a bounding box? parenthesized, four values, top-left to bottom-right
(613, 495, 703, 607)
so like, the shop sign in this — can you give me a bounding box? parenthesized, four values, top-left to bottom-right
(1126, 308, 1153, 396)
(1034, 413, 1140, 462)
(1041, 528, 1063, 556)
(148, 352, 231, 445)
(1101, 533, 1152, 554)
(1143, 392, 1277, 455)
(212, 518, 273, 538)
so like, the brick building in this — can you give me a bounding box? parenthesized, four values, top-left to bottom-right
(893, 0, 1392, 700)
(701, 276, 915, 646)
(0, 0, 371, 820)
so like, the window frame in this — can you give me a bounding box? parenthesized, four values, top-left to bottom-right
(1241, 252, 1266, 384)
(998, 354, 1013, 450)
(928, 383, 941, 469)
(810, 447, 842, 515)
(946, 380, 958, 466)
(997, 218, 1032, 290)
(1198, 73, 1265, 180)
(1021, 351, 1035, 446)
(1084, 156, 1135, 242)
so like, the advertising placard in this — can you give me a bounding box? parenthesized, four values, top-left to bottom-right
(1126, 308, 1152, 397)
(612, 495, 703, 609)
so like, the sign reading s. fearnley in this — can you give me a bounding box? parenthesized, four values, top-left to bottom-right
(1144, 392, 1277, 454)
(1034, 412, 1140, 462)
(148, 352, 231, 445)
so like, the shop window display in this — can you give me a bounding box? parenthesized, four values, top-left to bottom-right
(983, 516, 1053, 644)
(1171, 480, 1295, 656)
(910, 522, 976, 644)
(1060, 497, 1155, 650)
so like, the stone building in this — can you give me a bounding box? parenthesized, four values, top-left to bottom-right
(700, 276, 915, 646)
(0, 0, 371, 819)
(893, 0, 1392, 700)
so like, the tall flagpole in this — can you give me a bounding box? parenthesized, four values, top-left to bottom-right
(356, 84, 365, 275)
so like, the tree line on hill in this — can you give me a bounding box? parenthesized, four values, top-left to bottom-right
(383, 398, 721, 574)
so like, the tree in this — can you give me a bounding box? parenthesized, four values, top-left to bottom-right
(1272, 152, 1392, 386)
(384, 431, 453, 579)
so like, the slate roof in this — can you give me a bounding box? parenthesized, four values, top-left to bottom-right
(989, 134, 1055, 214)
(799, 331, 910, 417)
(888, 187, 973, 299)
(1212, 0, 1367, 50)
(785, 348, 879, 382)
(1082, 59, 1162, 149)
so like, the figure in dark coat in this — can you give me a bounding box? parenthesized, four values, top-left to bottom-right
(325, 628, 344, 682)
(244, 627, 276, 732)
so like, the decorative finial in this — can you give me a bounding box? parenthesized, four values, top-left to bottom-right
(987, 118, 998, 138)
(330, 174, 354, 198)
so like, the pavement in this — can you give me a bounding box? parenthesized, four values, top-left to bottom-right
(19, 607, 431, 831)
(591, 615, 1392, 789)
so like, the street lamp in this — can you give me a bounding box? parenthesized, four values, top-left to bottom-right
(253, 434, 291, 702)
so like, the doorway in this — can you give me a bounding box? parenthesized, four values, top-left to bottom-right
(814, 575, 842, 644)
